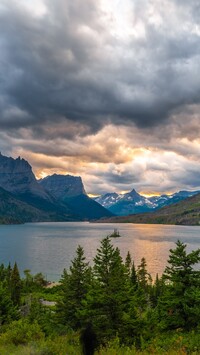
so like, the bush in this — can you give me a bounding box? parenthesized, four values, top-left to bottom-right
(0, 319, 44, 346)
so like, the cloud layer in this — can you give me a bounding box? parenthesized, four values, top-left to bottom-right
(0, 0, 200, 194)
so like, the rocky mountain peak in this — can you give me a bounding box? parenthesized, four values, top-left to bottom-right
(39, 173, 87, 200)
(0, 153, 50, 199)
(124, 188, 143, 201)
(0, 153, 31, 173)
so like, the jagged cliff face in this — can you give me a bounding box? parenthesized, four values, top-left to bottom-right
(39, 174, 86, 200)
(39, 173, 113, 219)
(0, 153, 50, 199)
(0, 153, 112, 222)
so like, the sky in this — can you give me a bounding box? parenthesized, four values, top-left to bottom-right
(0, 0, 200, 196)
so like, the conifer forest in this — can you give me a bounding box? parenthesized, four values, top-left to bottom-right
(0, 237, 200, 354)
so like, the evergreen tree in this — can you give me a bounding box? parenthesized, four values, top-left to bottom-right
(10, 262, 21, 306)
(0, 282, 18, 324)
(33, 272, 47, 287)
(0, 263, 6, 281)
(56, 245, 91, 329)
(158, 240, 200, 330)
(6, 262, 12, 290)
(125, 251, 132, 277)
(137, 257, 152, 291)
(108, 247, 130, 329)
(130, 261, 138, 288)
(134, 257, 152, 315)
(150, 273, 164, 308)
(93, 236, 115, 287)
(23, 269, 34, 292)
(85, 238, 131, 343)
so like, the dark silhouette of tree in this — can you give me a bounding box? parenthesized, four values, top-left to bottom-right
(80, 322, 98, 355)
(0, 282, 18, 325)
(10, 262, 21, 306)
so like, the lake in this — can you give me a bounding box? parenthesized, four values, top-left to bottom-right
(0, 222, 200, 281)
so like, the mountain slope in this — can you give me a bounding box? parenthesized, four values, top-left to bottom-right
(100, 192, 200, 225)
(0, 187, 53, 223)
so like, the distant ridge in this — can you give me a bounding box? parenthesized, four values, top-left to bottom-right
(95, 189, 200, 216)
(98, 192, 200, 226)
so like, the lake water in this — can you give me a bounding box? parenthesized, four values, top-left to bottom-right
(0, 222, 200, 281)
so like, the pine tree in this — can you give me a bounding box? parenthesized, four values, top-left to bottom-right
(56, 245, 91, 329)
(93, 236, 115, 287)
(137, 257, 152, 291)
(33, 272, 47, 287)
(6, 262, 12, 289)
(130, 261, 138, 288)
(85, 238, 131, 343)
(150, 274, 164, 308)
(158, 240, 200, 330)
(10, 262, 21, 306)
(0, 282, 18, 325)
(23, 269, 34, 291)
(134, 257, 152, 315)
(125, 251, 132, 277)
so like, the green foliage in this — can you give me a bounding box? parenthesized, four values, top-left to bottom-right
(137, 257, 152, 291)
(10, 262, 21, 306)
(56, 245, 91, 329)
(0, 282, 19, 325)
(125, 251, 132, 276)
(0, 332, 81, 355)
(93, 236, 115, 286)
(0, 319, 44, 346)
(33, 272, 47, 287)
(158, 240, 200, 330)
(1, 238, 200, 354)
(82, 238, 133, 345)
(22, 269, 33, 292)
(149, 274, 164, 307)
(28, 298, 55, 336)
(130, 261, 138, 288)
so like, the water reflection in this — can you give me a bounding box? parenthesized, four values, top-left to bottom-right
(0, 222, 199, 280)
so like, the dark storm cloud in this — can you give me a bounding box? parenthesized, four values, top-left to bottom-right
(1, 0, 200, 195)
(0, 0, 200, 136)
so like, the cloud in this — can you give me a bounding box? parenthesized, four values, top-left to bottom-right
(0, 0, 200, 194)
(1, 0, 200, 132)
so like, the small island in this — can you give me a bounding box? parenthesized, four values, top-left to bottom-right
(109, 228, 121, 238)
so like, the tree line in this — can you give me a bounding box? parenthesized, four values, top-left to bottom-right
(0, 237, 200, 353)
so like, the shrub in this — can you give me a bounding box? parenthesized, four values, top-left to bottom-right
(0, 319, 44, 345)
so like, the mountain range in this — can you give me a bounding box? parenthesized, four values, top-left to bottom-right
(0, 153, 112, 223)
(0, 152, 199, 225)
(99, 191, 200, 226)
(94, 189, 200, 216)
